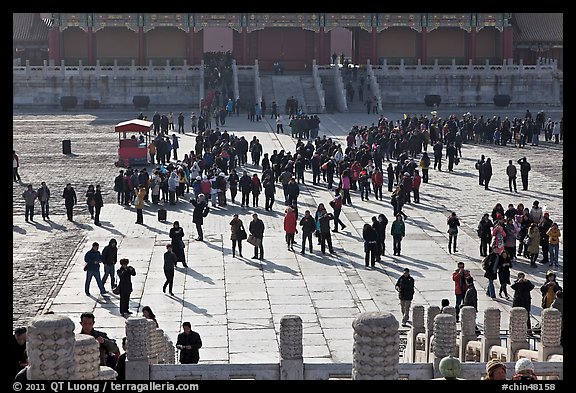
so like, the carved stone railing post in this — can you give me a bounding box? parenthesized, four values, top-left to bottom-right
(125, 317, 151, 380)
(154, 328, 166, 364)
(508, 307, 529, 361)
(406, 305, 425, 362)
(430, 314, 457, 378)
(74, 334, 100, 380)
(27, 314, 76, 380)
(164, 333, 175, 364)
(279, 315, 303, 380)
(441, 305, 456, 319)
(459, 306, 477, 361)
(481, 308, 501, 362)
(352, 312, 399, 380)
(539, 308, 563, 361)
(425, 305, 440, 362)
(147, 319, 159, 365)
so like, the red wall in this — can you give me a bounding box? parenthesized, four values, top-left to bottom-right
(251, 28, 316, 70)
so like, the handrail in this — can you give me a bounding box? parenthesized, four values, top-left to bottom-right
(232, 59, 240, 101)
(332, 65, 348, 112)
(366, 59, 383, 113)
(312, 60, 326, 113)
(254, 59, 262, 107)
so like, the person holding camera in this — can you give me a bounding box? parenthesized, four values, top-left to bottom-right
(452, 261, 470, 323)
(511, 272, 535, 333)
(176, 322, 202, 364)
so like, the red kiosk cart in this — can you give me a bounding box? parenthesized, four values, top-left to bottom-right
(114, 119, 153, 167)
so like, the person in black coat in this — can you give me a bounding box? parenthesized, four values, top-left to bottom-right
(93, 185, 104, 226)
(477, 213, 494, 257)
(191, 194, 209, 241)
(176, 322, 202, 364)
(481, 157, 493, 190)
(62, 183, 77, 221)
(395, 268, 415, 326)
(497, 250, 512, 298)
(317, 205, 335, 254)
(511, 272, 535, 331)
(169, 221, 188, 267)
(363, 223, 379, 267)
(115, 337, 127, 381)
(249, 213, 265, 260)
(299, 210, 316, 254)
(117, 258, 136, 317)
(371, 216, 384, 262)
(163, 244, 177, 295)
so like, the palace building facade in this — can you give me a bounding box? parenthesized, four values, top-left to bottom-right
(14, 13, 563, 70)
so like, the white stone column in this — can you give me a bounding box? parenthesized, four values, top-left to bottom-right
(74, 334, 100, 380)
(406, 305, 425, 362)
(539, 308, 563, 361)
(164, 333, 176, 364)
(352, 312, 399, 380)
(430, 314, 457, 378)
(27, 314, 76, 380)
(125, 316, 150, 380)
(481, 307, 501, 362)
(425, 305, 440, 362)
(508, 307, 529, 361)
(459, 306, 477, 361)
(147, 319, 159, 365)
(279, 315, 303, 380)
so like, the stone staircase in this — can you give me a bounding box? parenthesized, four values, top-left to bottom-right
(260, 75, 275, 117)
(300, 74, 322, 114)
(237, 72, 255, 112)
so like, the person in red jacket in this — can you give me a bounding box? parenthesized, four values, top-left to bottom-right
(452, 261, 471, 323)
(371, 168, 384, 201)
(412, 170, 422, 203)
(284, 206, 298, 251)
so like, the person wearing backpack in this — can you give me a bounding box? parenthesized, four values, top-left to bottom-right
(329, 189, 346, 232)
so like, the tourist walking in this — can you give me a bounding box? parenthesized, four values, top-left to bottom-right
(170, 221, 188, 267)
(36, 181, 50, 220)
(22, 184, 37, 222)
(62, 183, 77, 221)
(117, 258, 136, 317)
(391, 214, 406, 256)
(546, 222, 561, 267)
(316, 204, 335, 254)
(191, 194, 210, 241)
(249, 213, 265, 260)
(526, 223, 541, 267)
(284, 207, 297, 251)
(85, 185, 96, 219)
(482, 247, 500, 299)
(101, 238, 118, 291)
(506, 159, 518, 192)
(84, 242, 107, 296)
(230, 214, 246, 258)
(497, 250, 512, 298)
(447, 211, 460, 254)
(163, 244, 176, 295)
(362, 223, 378, 267)
(13, 150, 21, 182)
(134, 184, 146, 224)
(395, 268, 415, 326)
(93, 185, 103, 226)
(299, 210, 316, 255)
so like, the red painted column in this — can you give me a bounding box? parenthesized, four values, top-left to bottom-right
(87, 26, 94, 65)
(48, 27, 61, 64)
(188, 28, 195, 65)
(371, 27, 377, 64)
(420, 27, 427, 64)
(242, 27, 247, 65)
(468, 27, 476, 64)
(138, 27, 145, 66)
(502, 26, 513, 61)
